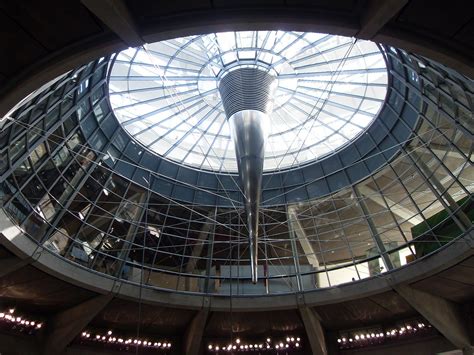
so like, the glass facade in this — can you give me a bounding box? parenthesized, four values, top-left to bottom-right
(0, 43, 472, 297)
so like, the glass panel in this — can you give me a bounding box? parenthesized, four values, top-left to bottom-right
(109, 31, 388, 173)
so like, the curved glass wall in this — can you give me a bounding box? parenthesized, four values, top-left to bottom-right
(109, 31, 388, 172)
(0, 45, 472, 297)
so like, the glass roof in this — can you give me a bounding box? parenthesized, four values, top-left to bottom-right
(108, 31, 388, 173)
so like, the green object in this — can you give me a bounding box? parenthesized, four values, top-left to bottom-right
(411, 195, 473, 257)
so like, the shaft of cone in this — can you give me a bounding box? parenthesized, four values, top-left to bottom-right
(228, 110, 269, 283)
(218, 68, 275, 284)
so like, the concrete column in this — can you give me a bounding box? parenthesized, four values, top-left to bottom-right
(43, 294, 113, 354)
(299, 306, 327, 355)
(358, 184, 423, 225)
(358, 0, 409, 39)
(183, 308, 210, 355)
(288, 206, 320, 268)
(81, 0, 143, 47)
(395, 285, 473, 355)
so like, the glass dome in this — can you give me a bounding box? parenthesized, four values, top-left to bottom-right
(108, 31, 388, 172)
(2, 36, 472, 300)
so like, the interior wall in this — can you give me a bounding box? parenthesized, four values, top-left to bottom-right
(339, 335, 456, 355)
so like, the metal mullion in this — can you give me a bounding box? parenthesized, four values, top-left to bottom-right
(420, 144, 472, 199)
(145, 200, 172, 282)
(336, 112, 415, 267)
(267, 32, 306, 67)
(276, 100, 346, 148)
(320, 195, 345, 284)
(132, 62, 201, 75)
(293, 50, 382, 71)
(406, 148, 471, 232)
(38, 152, 101, 245)
(297, 78, 387, 88)
(109, 81, 197, 96)
(391, 70, 473, 140)
(3, 118, 89, 206)
(118, 97, 201, 128)
(3, 79, 107, 181)
(166, 35, 220, 66)
(396, 52, 473, 113)
(278, 67, 387, 79)
(176, 212, 194, 291)
(139, 48, 204, 68)
(178, 107, 221, 162)
(255, 31, 272, 63)
(353, 186, 394, 271)
(261, 212, 270, 294)
(211, 33, 228, 68)
(416, 108, 472, 164)
(288, 38, 351, 65)
(359, 117, 441, 246)
(260, 38, 357, 186)
(369, 174, 417, 258)
(114, 187, 148, 279)
(109, 75, 215, 82)
(143, 102, 205, 148)
(332, 155, 364, 279)
(287, 205, 303, 292)
(69, 173, 116, 263)
(286, 97, 366, 137)
(113, 87, 200, 111)
(157, 102, 215, 154)
(38, 118, 123, 244)
(236, 211, 241, 295)
(123, 90, 209, 126)
(294, 84, 384, 103)
(203, 207, 217, 294)
(318, 97, 375, 118)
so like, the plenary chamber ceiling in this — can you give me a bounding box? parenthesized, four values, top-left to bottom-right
(1, 30, 472, 298)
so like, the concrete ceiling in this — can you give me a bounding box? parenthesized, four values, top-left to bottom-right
(0, 0, 473, 117)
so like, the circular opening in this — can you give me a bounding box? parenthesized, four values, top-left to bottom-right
(108, 30, 388, 173)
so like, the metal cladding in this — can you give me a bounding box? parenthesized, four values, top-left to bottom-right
(219, 68, 275, 283)
(218, 68, 275, 117)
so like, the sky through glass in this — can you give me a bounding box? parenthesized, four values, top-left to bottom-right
(108, 31, 388, 173)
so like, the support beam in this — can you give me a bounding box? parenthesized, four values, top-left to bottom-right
(358, 0, 409, 39)
(353, 186, 394, 270)
(81, 0, 143, 47)
(43, 294, 113, 354)
(409, 149, 472, 232)
(358, 185, 423, 225)
(0, 257, 30, 278)
(395, 285, 473, 355)
(288, 207, 320, 268)
(299, 306, 327, 355)
(183, 308, 210, 355)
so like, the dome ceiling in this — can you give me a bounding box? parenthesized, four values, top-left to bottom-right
(108, 31, 388, 173)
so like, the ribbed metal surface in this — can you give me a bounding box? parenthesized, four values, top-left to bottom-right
(218, 68, 275, 118)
